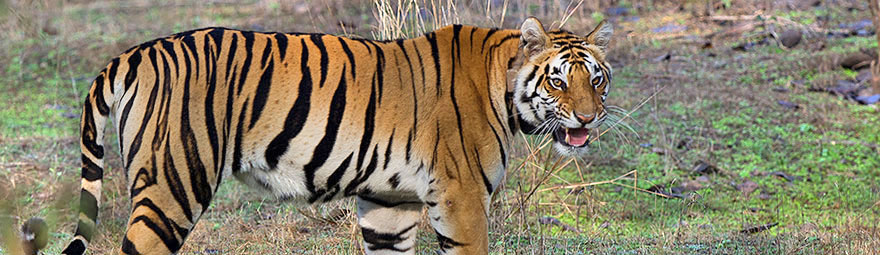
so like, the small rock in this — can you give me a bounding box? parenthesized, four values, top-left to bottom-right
(778, 30, 802, 48)
(777, 100, 800, 110)
(840, 52, 874, 70)
(772, 87, 790, 93)
(692, 161, 719, 175)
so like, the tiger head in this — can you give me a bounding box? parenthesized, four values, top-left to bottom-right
(512, 18, 613, 156)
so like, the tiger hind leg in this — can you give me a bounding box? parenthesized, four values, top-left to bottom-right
(120, 161, 216, 254)
(356, 195, 423, 255)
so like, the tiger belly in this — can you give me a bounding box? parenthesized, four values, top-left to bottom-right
(231, 122, 430, 204)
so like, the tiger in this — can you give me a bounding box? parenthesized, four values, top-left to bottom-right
(21, 17, 611, 254)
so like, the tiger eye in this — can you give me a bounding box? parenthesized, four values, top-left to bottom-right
(592, 77, 601, 85)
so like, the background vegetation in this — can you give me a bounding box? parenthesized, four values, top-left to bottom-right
(1, 0, 879, 254)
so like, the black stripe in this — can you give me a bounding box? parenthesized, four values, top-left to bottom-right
(447, 37, 473, 177)
(130, 198, 189, 253)
(117, 50, 141, 148)
(80, 99, 104, 159)
(480, 28, 499, 52)
(488, 121, 507, 168)
(235, 31, 255, 95)
(435, 228, 466, 250)
(369, 41, 386, 103)
(383, 128, 394, 170)
(346, 148, 379, 196)
(388, 172, 400, 189)
(249, 57, 274, 129)
(396, 40, 419, 142)
(361, 224, 416, 252)
(430, 124, 440, 169)
(222, 34, 239, 173)
(274, 33, 288, 60)
(338, 38, 357, 78)
(259, 37, 272, 67)
(304, 65, 347, 202)
(231, 99, 249, 173)
(163, 139, 194, 222)
(411, 40, 426, 92)
(265, 39, 312, 169)
(405, 131, 413, 163)
(124, 49, 143, 91)
(223, 33, 239, 85)
(355, 80, 377, 170)
(452, 25, 462, 63)
(358, 194, 421, 208)
(311, 34, 329, 87)
(473, 146, 494, 194)
(106, 58, 119, 93)
(426, 32, 441, 96)
(129, 167, 156, 199)
(321, 152, 353, 202)
(93, 75, 110, 115)
(204, 31, 221, 179)
(81, 154, 102, 181)
(179, 43, 214, 209)
(125, 48, 162, 168)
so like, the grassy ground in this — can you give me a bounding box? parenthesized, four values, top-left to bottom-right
(1, 0, 879, 254)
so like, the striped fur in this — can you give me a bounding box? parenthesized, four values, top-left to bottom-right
(26, 17, 612, 255)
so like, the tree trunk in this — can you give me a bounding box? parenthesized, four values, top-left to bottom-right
(869, 0, 880, 93)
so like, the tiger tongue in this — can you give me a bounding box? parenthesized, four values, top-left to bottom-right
(565, 128, 590, 146)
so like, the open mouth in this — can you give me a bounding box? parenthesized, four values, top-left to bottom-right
(552, 127, 591, 147)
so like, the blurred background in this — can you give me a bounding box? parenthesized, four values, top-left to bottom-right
(1, 0, 879, 254)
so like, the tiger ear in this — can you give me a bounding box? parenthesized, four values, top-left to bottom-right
(586, 20, 613, 51)
(520, 17, 549, 58)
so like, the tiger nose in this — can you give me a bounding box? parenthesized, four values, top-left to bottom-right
(575, 113, 595, 123)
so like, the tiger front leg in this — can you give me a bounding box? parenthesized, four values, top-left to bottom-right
(425, 177, 490, 254)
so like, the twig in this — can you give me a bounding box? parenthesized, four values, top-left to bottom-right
(538, 170, 673, 199)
